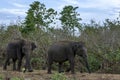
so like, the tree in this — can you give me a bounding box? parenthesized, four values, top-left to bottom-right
(59, 5, 82, 36)
(21, 1, 57, 34)
(44, 8, 57, 29)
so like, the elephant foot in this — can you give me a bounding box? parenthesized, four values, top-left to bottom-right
(28, 69, 33, 72)
(3, 67, 7, 70)
(71, 72, 75, 74)
(71, 73, 75, 74)
(42, 66, 46, 70)
(18, 70, 22, 72)
(65, 68, 71, 72)
(59, 70, 64, 73)
(7, 61, 10, 65)
(47, 71, 52, 74)
(80, 70, 83, 73)
(88, 71, 91, 74)
(17, 69, 22, 72)
(13, 69, 17, 71)
(13, 68, 17, 71)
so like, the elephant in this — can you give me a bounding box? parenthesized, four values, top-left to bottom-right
(3, 39, 36, 72)
(47, 41, 91, 74)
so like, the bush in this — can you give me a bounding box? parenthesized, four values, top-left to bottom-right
(31, 58, 43, 69)
(51, 73, 67, 80)
(88, 54, 101, 72)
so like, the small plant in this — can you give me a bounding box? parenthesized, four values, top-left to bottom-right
(51, 73, 67, 80)
(0, 75, 3, 80)
(11, 77, 23, 80)
(88, 54, 101, 72)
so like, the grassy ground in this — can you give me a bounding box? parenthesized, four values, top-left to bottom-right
(0, 67, 120, 80)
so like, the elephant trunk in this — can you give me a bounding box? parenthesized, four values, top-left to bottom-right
(25, 54, 33, 72)
(84, 57, 91, 73)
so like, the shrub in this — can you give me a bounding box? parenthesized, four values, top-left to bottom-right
(31, 58, 43, 69)
(51, 73, 67, 80)
(88, 54, 101, 72)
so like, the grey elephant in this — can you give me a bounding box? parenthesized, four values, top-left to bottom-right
(3, 39, 36, 72)
(47, 41, 91, 74)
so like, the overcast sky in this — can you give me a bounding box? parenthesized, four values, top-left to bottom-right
(0, 0, 120, 25)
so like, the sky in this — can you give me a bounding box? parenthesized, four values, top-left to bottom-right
(0, 0, 120, 25)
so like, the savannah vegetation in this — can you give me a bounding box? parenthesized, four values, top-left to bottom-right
(0, 1, 120, 79)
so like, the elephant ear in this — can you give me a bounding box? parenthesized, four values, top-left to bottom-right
(31, 42, 37, 50)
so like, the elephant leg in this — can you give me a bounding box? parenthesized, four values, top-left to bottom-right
(28, 62, 33, 72)
(65, 67, 71, 72)
(17, 59, 22, 71)
(25, 64, 33, 72)
(58, 62, 63, 73)
(3, 58, 10, 70)
(47, 61, 52, 74)
(12, 58, 17, 71)
(24, 57, 33, 72)
(69, 58, 75, 74)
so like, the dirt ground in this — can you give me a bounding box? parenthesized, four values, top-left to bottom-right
(1, 67, 120, 80)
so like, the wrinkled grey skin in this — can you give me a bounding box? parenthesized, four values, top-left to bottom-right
(47, 41, 91, 74)
(3, 39, 36, 72)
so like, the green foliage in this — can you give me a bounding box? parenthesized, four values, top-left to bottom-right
(88, 54, 101, 72)
(21, 1, 57, 34)
(0, 74, 3, 80)
(44, 8, 57, 28)
(59, 5, 81, 36)
(51, 73, 67, 80)
(31, 58, 43, 69)
(11, 77, 23, 80)
(80, 15, 120, 73)
(21, 1, 45, 34)
(114, 49, 120, 61)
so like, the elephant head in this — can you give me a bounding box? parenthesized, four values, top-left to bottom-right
(20, 39, 36, 72)
(72, 42, 91, 73)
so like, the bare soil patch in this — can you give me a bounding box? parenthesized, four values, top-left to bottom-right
(0, 67, 120, 80)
